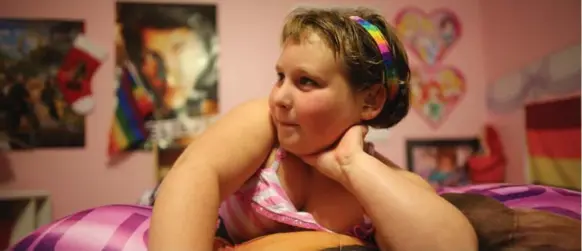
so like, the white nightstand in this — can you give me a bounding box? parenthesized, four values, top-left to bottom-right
(0, 190, 51, 246)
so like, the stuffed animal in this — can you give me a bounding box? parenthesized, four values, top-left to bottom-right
(467, 125, 506, 183)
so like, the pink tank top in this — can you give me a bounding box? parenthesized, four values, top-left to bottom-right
(217, 149, 375, 244)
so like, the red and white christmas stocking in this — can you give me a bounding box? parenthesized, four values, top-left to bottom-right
(56, 34, 107, 115)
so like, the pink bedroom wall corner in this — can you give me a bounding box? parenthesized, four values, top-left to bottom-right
(480, 0, 581, 184)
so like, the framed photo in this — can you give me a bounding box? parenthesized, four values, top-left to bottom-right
(406, 138, 481, 188)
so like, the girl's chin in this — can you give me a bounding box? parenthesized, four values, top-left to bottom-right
(277, 137, 335, 157)
(277, 139, 312, 156)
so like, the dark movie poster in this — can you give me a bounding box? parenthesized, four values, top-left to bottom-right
(0, 19, 85, 150)
(116, 3, 218, 180)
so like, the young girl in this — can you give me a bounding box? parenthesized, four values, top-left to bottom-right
(149, 7, 478, 251)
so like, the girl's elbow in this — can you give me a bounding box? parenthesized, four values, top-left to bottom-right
(450, 217, 478, 251)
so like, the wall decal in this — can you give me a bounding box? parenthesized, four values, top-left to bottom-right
(394, 7, 462, 65)
(394, 6, 464, 129)
(410, 65, 466, 128)
(487, 44, 581, 113)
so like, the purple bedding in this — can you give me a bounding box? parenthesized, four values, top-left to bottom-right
(438, 183, 581, 220)
(9, 183, 581, 250)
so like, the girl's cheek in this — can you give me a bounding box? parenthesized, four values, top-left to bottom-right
(297, 100, 330, 119)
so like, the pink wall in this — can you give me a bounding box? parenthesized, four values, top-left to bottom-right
(0, 0, 488, 219)
(481, 0, 581, 183)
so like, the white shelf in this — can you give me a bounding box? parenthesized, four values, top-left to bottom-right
(0, 190, 51, 247)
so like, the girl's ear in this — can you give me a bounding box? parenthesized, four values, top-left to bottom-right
(359, 83, 387, 121)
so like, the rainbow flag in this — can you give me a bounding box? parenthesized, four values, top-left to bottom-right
(526, 95, 581, 190)
(108, 61, 154, 156)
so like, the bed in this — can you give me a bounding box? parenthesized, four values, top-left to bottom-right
(8, 183, 581, 251)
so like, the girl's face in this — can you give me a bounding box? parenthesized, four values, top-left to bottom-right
(269, 33, 365, 156)
(438, 156, 455, 172)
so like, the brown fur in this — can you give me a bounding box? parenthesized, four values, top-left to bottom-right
(441, 193, 581, 251)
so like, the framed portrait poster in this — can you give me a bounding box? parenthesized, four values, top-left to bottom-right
(406, 138, 481, 188)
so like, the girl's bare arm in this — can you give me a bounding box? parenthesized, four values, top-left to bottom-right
(347, 151, 477, 251)
(149, 98, 275, 251)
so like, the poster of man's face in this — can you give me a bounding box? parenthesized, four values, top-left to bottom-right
(116, 3, 218, 149)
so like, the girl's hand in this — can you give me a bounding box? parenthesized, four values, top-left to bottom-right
(300, 125, 371, 184)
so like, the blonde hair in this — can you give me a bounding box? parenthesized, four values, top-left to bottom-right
(281, 7, 411, 129)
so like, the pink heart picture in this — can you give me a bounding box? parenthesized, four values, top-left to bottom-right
(394, 7, 462, 65)
(409, 65, 466, 128)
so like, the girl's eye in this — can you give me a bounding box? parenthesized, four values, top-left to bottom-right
(276, 72, 284, 83)
(299, 77, 317, 86)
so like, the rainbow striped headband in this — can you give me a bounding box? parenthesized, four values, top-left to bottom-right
(350, 16, 400, 98)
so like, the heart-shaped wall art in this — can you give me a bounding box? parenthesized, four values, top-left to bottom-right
(394, 7, 462, 65)
(410, 65, 466, 128)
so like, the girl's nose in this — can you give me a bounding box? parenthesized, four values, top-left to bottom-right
(272, 81, 293, 110)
